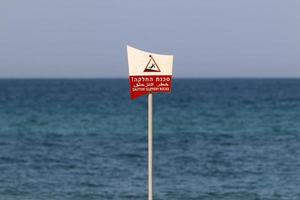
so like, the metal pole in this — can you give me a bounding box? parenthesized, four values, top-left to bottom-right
(148, 93, 153, 200)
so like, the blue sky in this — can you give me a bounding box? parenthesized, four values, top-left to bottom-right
(0, 0, 299, 78)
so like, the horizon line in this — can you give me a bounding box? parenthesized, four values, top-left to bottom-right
(0, 77, 299, 79)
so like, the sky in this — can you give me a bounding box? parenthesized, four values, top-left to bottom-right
(0, 0, 299, 78)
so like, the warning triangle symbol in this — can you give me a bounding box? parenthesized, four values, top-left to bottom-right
(144, 55, 161, 72)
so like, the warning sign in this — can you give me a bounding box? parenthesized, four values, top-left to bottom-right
(127, 45, 173, 99)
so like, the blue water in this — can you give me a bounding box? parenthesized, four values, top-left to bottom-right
(0, 79, 300, 200)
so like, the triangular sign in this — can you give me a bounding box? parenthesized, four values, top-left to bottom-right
(144, 55, 161, 72)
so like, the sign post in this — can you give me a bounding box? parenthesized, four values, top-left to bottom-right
(148, 93, 153, 200)
(127, 45, 173, 200)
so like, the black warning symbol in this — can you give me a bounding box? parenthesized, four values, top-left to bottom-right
(144, 55, 161, 72)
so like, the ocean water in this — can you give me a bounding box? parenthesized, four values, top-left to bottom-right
(0, 79, 299, 200)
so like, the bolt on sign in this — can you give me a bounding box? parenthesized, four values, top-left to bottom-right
(127, 45, 174, 99)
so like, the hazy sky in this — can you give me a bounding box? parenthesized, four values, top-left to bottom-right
(0, 0, 299, 78)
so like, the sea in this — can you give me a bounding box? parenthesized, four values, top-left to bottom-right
(0, 79, 299, 200)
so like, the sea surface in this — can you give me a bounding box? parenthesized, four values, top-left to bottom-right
(0, 79, 299, 200)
